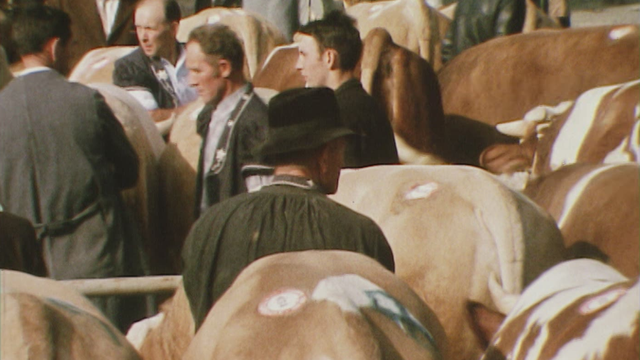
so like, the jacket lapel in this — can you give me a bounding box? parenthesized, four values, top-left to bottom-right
(108, 0, 136, 44)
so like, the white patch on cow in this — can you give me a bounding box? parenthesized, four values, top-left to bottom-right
(550, 281, 638, 360)
(549, 84, 620, 171)
(579, 287, 627, 315)
(311, 274, 437, 350)
(207, 15, 222, 23)
(258, 288, 307, 317)
(125, 312, 165, 350)
(404, 182, 439, 200)
(556, 164, 618, 229)
(609, 25, 636, 40)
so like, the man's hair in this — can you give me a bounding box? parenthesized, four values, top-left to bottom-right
(164, 0, 181, 23)
(136, 0, 181, 23)
(187, 24, 244, 72)
(11, 4, 71, 56)
(297, 10, 362, 71)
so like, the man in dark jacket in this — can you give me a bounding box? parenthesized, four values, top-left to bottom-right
(0, 5, 147, 331)
(294, 11, 399, 169)
(182, 87, 395, 329)
(186, 24, 272, 217)
(441, 0, 526, 64)
(113, 0, 197, 123)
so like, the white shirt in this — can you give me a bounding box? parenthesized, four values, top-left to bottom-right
(128, 45, 198, 111)
(95, 0, 120, 37)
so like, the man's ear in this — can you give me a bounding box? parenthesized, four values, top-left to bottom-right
(324, 49, 339, 70)
(218, 58, 232, 78)
(45, 37, 61, 63)
(170, 21, 180, 37)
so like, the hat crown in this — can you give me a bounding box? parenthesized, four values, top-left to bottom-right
(268, 87, 340, 128)
(256, 87, 355, 161)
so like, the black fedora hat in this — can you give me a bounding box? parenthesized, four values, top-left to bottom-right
(255, 87, 355, 161)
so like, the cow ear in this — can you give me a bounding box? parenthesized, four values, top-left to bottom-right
(466, 301, 506, 349)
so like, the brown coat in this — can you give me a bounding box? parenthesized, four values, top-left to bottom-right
(45, 0, 139, 75)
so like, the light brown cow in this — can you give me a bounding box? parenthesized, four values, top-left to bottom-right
(176, 7, 288, 79)
(68, 46, 136, 84)
(1, 270, 141, 359)
(330, 165, 566, 360)
(481, 79, 640, 176)
(346, 0, 451, 71)
(479, 259, 638, 360)
(523, 163, 640, 278)
(88, 83, 167, 274)
(184, 250, 447, 360)
(439, 25, 640, 126)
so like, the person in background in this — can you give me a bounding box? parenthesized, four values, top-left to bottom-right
(185, 23, 272, 217)
(182, 87, 395, 329)
(440, 0, 526, 64)
(294, 11, 399, 169)
(45, 0, 139, 75)
(0, 5, 148, 332)
(113, 0, 198, 123)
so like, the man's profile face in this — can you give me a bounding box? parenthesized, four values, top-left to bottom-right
(186, 41, 225, 105)
(134, 2, 175, 58)
(294, 33, 329, 88)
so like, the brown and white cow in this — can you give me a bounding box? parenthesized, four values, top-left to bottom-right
(1, 269, 142, 359)
(330, 165, 566, 360)
(438, 25, 640, 127)
(184, 250, 447, 360)
(478, 259, 638, 360)
(481, 79, 640, 175)
(522, 163, 640, 278)
(68, 46, 136, 84)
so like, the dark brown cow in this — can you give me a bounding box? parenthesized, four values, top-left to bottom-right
(185, 250, 447, 360)
(523, 163, 640, 278)
(478, 259, 638, 360)
(1, 270, 142, 359)
(439, 25, 640, 126)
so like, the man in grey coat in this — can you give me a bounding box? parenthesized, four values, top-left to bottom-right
(0, 5, 148, 331)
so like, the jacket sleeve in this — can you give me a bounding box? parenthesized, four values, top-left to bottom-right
(95, 92, 139, 189)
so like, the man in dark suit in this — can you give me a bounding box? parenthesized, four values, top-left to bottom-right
(0, 5, 148, 331)
(185, 24, 272, 217)
(294, 11, 399, 169)
(45, 0, 139, 75)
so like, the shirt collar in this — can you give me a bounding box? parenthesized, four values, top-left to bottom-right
(213, 82, 250, 115)
(268, 175, 321, 191)
(18, 66, 52, 77)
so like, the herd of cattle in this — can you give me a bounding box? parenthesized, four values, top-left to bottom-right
(1, 0, 639, 359)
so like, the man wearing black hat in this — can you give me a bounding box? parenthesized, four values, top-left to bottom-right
(181, 87, 395, 329)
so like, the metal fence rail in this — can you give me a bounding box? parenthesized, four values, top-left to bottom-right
(60, 275, 182, 296)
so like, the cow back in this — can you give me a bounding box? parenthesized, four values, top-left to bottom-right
(481, 259, 638, 360)
(177, 8, 288, 80)
(0, 270, 141, 359)
(523, 163, 640, 277)
(89, 83, 166, 274)
(346, 0, 451, 71)
(68, 46, 136, 85)
(438, 25, 640, 126)
(184, 250, 447, 360)
(330, 165, 565, 360)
